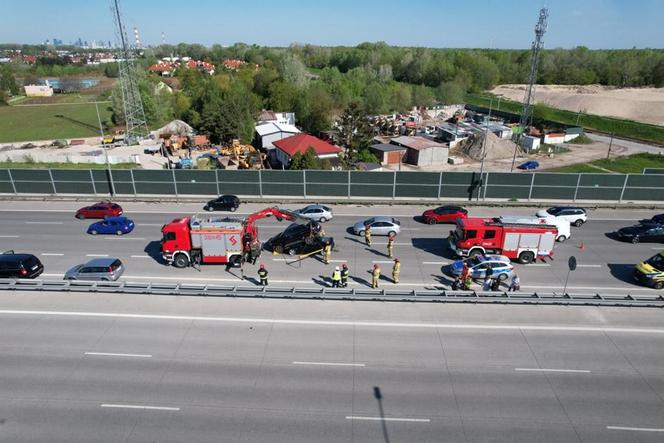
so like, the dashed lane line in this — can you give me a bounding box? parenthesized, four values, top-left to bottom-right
(85, 352, 152, 358)
(100, 404, 179, 411)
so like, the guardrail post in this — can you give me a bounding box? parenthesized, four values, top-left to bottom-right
(258, 169, 263, 198)
(129, 169, 137, 196)
(573, 174, 582, 201)
(303, 170, 307, 198)
(7, 169, 17, 194)
(392, 170, 397, 199)
(482, 172, 489, 200)
(437, 171, 443, 200)
(347, 170, 351, 199)
(48, 169, 57, 195)
(528, 173, 535, 201)
(89, 169, 97, 195)
(619, 174, 629, 203)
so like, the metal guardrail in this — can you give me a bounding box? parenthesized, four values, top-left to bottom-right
(1, 279, 663, 307)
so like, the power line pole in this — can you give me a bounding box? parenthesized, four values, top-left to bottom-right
(477, 97, 493, 201)
(110, 0, 148, 145)
(511, 7, 549, 172)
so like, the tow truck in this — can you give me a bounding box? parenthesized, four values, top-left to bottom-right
(160, 206, 329, 268)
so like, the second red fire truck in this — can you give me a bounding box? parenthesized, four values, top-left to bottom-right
(449, 217, 558, 264)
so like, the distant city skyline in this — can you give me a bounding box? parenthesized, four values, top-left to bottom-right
(3, 0, 663, 49)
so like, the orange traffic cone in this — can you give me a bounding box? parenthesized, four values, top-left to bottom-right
(578, 242, 585, 251)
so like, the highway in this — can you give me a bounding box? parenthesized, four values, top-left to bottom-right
(0, 200, 662, 294)
(1, 291, 664, 442)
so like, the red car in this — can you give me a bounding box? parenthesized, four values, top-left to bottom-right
(75, 201, 123, 219)
(422, 206, 468, 224)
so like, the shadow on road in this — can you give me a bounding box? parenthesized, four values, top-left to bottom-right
(349, 275, 371, 287)
(373, 386, 391, 443)
(143, 240, 166, 265)
(412, 237, 455, 259)
(607, 263, 641, 288)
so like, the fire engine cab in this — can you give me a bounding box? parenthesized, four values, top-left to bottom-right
(449, 217, 558, 264)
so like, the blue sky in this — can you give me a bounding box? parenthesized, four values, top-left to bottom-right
(2, 0, 662, 49)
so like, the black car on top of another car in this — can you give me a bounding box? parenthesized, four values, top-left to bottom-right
(204, 195, 240, 212)
(264, 222, 334, 256)
(616, 223, 664, 244)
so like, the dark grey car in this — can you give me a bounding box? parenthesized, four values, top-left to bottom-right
(64, 258, 125, 281)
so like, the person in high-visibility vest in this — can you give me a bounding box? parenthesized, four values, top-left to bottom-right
(258, 264, 268, 286)
(340, 263, 349, 288)
(364, 225, 372, 246)
(323, 241, 332, 264)
(371, 264, 381, 288)
(392, 258, 401, 283)
(387, 232, 395, 258)
(331, 266, 342, 288)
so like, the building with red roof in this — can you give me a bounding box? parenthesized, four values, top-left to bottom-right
(272, 133, 343, 168)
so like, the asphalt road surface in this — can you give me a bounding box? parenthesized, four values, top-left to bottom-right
(1, 292, 664, 442)
(0, 201, 662, 294)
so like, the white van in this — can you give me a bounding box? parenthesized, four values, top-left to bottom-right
(497, 216, 571, 242)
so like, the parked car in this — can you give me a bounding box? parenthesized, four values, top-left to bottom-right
(264, 223, 334, 256)
(352, 217, 401, 236)
(517, 160, 540, 170)
(536, 206, 588, 227)
(293, 204, 334, 223)
(449, 255, 514, 281)
(203, 195, 240, 212)
(87, 216, 135, 235)
(616, 223, 664, 244)
(0, 251, 44, 279)
(652, 214, 664, 225)
(634, 251, 664, 289)
(75, 201, 123, 219)
(64, 258, 125, 281)
(422, 206, 468, 224)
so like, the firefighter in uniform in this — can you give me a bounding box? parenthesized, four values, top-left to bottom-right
(364, 224, 372, 246)
(258, 264, 268, 286)
(392, 258, 401, 284)
(371, 264, 381, 288)
(323, 241, 332, 264)
(340, 263, 349, 288)
(387, 232, 396, 258)
(331, 266, 342, 288)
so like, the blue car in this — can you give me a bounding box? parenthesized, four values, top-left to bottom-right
(87, 216, 135, 235)
(449, 255, 514, 281)
(517, 160, 540, 170)
(652, 214, 664, 225)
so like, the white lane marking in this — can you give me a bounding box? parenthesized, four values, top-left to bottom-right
(606, 426, 664, 432)
(293, 361, 365, 367)
(25, 221, 63, 225)
(653, 248, 663, 250)
(101, 403, 179, 411)
(85, 352, 152, 358)
(85, 254, 109, 257)
(576, 264, 602, 268)
(371, 242, 412, 246)
(103, 237, 146, 241)
(41, 253, 64, 256)
(3, 309, 664, 335)
(130, 255, 150, 258)
(372, 260, 395, 264)
(400, 228, 420, 231)
(135, 224, 164, 227)
(525, 264, 550, 267)
(346, 416, 430, 423)
(515, 368, 591, 374)
(0, 235, 19, 238)
(422, 261, 449, 265)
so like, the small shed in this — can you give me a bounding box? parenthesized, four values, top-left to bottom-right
(543, 132, 566, 145)
(390, 136, 449, 167)
(522, 135, 541, 153)
(369, 143, 407, 165)
(564, 127, 584, 142)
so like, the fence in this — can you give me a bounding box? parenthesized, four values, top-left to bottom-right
(0, 168, 663, 203)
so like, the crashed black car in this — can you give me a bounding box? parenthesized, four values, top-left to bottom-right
(264, 223, 334, 256)
(616, 223, 664, 244)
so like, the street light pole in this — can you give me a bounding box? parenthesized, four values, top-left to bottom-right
(477, 97, 493, 201)
(606, 133, 614, 160)
(95, 102, 115, 196)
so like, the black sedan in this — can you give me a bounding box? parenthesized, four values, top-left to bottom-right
(264, 223, 333, 256)
(203, 195, 240, 212)
(616, 223, 664, 244)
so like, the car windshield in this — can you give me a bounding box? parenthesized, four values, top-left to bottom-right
(547, 207, 563, 216)
(364, 218, 375, 225)
(467, 257, 483, 267)
(647, 254, 664, 272)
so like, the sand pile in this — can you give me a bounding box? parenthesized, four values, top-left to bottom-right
(459, 131, 520, 161)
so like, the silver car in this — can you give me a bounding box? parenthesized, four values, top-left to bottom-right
(294, 204, 334, 223)
(352, 217, 401, 236)
(64, 258, 125, 281)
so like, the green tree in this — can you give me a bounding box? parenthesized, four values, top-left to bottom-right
(436, 80, 465, 104)
(289, 151, 303, 169)
(300, 146, 319, 169)
(200, 81, 260, 144)
(279, 53, 308, 88)
(0, 66, 19, 96)
(296, 84, 333, 134)
(337, 102, 373, 164)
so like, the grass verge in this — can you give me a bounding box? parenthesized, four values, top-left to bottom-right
(0, 161, 140, 169)
(547, 153, 664, 174)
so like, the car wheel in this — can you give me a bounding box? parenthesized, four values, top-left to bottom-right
(358, 230, 365, 236)
(230, 206, 237, 212)
(205, 206, 212, 211)
(90, 230, 97, 235)
(288, 248, 297, 256)
(573, 219, 584, 227)
(518, 251, 535, 264)
(557, 235, 567, 242)
(229, 255, 242, 267)
(319, 217, 327, 223)
(173, 253, 189, 268)
(76, 214, 85, 220)
(654, 281, 664, 290)
(631, 236, 640, 244)
(388, 230, 397, 237)
(116, 230, 123, 235)
(274, 245, 284, 254)
(468, 249, 482, 258)
(498, 273, 508, 281)
(428, 218, 436, 225)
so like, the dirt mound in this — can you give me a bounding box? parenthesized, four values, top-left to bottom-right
(458, 131, 520, 161)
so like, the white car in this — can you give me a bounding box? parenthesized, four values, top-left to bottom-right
(293, 204, 334, 223)
(536, 206, 587, 227)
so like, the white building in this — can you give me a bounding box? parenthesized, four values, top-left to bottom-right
(257, 110, 296, 126)
(254, 122, 300, 150)
(24, 84, 53, 97)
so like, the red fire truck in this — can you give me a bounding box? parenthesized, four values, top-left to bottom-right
(448, 217, 558, 264)
(160, 207, 307, 268)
